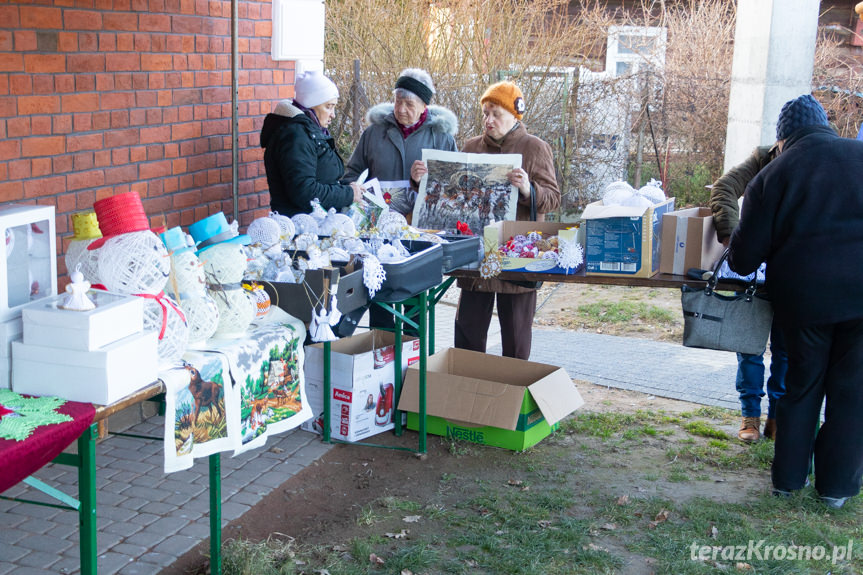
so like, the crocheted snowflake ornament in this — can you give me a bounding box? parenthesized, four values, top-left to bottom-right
(363, 254, 387, 299)
(0, 389, 72, 442)
(557, 236, 585, 273)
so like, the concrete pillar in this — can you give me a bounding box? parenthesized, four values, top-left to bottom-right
(723, 0, 820, 171)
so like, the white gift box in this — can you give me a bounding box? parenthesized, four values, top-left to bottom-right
(0, 204, 57, 322)
(12, 330, 159, 404)
(22, 291, 144, 351)
(0, 317, 22, 388)
(0, 356, 10, 390)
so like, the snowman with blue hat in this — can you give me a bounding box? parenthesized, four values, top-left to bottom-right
(189, 213, 255, 339)
(160, 226, 220, 347)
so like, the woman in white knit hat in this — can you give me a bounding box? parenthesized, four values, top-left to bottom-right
(260, 70, 364, 216)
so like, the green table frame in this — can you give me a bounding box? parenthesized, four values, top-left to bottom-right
(1, 383, 225, 575)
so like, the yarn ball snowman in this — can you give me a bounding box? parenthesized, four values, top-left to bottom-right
(161, 228, 219, 347)
(97, 230, 188, 365)
(200, 243, 255, 338)
(64, 212, 102, 284)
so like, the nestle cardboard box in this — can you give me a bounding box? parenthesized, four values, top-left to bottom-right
(582, 198, 675, 278)
(659, 207, 725, 276)
(482, 221, 583, 274)
(398, 348, 584, 451)
(304, 330, 420, 442)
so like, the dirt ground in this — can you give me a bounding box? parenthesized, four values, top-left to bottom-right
(163, 283, 730, 575)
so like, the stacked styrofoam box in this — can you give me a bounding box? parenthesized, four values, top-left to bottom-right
(12, 291, 158, 405)
(0, 317, 22, 389)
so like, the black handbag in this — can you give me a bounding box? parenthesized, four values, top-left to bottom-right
(505, 184, 544, 290)
(680, 249, 773, 354)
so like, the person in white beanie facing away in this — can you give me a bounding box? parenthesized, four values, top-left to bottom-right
(260, 70, 363, 216)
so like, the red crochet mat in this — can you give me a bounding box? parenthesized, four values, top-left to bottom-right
(0, 400, 96, 494)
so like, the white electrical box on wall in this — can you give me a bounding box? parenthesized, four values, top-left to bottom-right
(272, 0, 325, 63)
(0, 204, 57, 323)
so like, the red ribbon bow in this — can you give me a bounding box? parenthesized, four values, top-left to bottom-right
(456, 221, 473, 236)
(134, 291, 187, 340)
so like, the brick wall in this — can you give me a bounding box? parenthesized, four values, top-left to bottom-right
(0, 0, 293, 279)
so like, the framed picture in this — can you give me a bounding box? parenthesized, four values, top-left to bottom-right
(413, 150, 521, 234)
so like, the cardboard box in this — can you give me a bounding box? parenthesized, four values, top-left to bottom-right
(21, 291, 144, 351)
(12, 330, 159, 404)
(303, 330, 420, 442)
(582, 198, 675, 278)
(483, 221, 582, 274)
(659, 207, 725, 276)
(398, 348, 584, 451)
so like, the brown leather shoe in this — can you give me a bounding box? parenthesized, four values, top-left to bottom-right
(738, 417, 761, 442)
(763, 418, 776, 440)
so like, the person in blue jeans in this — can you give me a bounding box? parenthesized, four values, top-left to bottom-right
(736, 325, 788, 441)
(709, 143, 788, 441)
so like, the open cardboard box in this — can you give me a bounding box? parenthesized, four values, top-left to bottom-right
(582, 198, 675, 278)
(482, 221, 582, 274)
(398, 348, 584, 451)
(659, 207, 725, 276)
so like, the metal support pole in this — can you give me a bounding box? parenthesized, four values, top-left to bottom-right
(77, 424, 98, 575)
(209, 453, 222, 575)
(393, 302, 403, 436)
(323, 340, 331, 443)
(418, 291, 428, 454)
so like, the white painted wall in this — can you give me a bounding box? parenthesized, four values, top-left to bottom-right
(723, 0, 820, 171)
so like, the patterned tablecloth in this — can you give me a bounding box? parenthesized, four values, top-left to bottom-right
(160, 307, 311, 473)
(0, 393, 95, 494)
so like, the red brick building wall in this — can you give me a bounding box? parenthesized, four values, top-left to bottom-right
(0, 0, 293, 277)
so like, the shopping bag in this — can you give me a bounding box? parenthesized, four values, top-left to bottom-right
(680, 249, 773, 355)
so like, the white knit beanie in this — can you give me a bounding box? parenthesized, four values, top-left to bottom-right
(294, 71, 339, 108)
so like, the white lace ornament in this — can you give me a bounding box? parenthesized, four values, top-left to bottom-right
(327, 247, 350, 263)
(98, 230, 171, 295)
(638, 178, 667, 204)
(377, 211, 408, 236)
(557, 237, 585, 273)
(291, 213, 319, 236)
(293, 232, 318, 251)
(247, 217, 282, 247)
(65, 239, 101, 284)
(376, 244, 404, 263)
(319, 212, 356, 237)
(362, 254, 387, 299)
(310, 200, 328, 224)
(270, 212, 296, 248)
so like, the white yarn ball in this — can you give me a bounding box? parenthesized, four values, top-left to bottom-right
(638, 179, 667, 204)
(65, 239, 101, 284)
(199, 243, 248, 284)
(247, 217, 282, 247)
(291, 213, 319, 236)
(620, 194, 654, 209)
(210, 288, 255, 339)
(142, 294, 189, 365)
(602, 180, 637, 207)
(179, 294, 219, 344)
(98, 231, 170, 295)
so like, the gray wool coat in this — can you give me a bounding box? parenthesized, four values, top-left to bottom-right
(344, 103, 458, 215)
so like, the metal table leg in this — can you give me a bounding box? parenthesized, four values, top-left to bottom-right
(209, 453, 222, 575)
(78, 423, 98, 575)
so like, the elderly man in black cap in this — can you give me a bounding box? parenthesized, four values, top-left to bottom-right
(729, 94, 863, 509)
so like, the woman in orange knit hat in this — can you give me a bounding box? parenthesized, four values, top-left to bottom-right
(446, 80, 561, 359)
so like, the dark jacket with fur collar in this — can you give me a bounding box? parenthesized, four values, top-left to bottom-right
(260, 100, 352, 216)
(344, 103, 458, 214)
(729, 124, 863, 327)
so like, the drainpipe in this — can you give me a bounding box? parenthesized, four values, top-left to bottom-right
(231, 0, 239, 222)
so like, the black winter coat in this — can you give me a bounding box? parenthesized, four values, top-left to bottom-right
(728, 125, 863, 328)
(260, 100, 353, 216)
